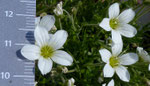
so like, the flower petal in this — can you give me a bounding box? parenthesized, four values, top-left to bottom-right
(99, 18, 111, 31)
(34, 25, 49, 47)
(99, 49, 111, 63)
(103, 63, 115, 77)
(35, 17, 41, 26)
(109, 3, 120, 18)
(137, 47, 150, 62)
(118, 9, 135, 23)
(108, 79, 114, 86)
(68, 78, 75, 86)
(49, 34, 53, 40)
(51, 50, 73, 66)
(102, 84, 106, 86)
(70, 78, 75, 83)
(111, 30, 122, 43)
(119, 53, 138, 65)
(112, 42, 123, 56)
(39, 15, 55, 31)
(116, 65, 130, 82)
(102, 79, 115, 86)
(21, 44, 40, 60)
(38, 57, 53, 75)
(49, 30, 68, 50)
(118, 24, 137, 38)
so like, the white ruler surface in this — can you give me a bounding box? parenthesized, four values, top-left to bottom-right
(0, 0, 36, 86)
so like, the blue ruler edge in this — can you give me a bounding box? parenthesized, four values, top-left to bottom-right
(0, 0, 36, 86)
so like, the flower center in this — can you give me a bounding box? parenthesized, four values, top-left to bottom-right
(40, 45, 54, 59)
(109, 19, 119, 29)
(109, 56, 119, 68)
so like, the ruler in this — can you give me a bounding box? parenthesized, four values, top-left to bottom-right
(0, 0, 36, 86)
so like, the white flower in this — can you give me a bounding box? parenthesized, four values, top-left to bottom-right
(62, 67, 68, 73)
(35, 15, 55, 31)
(102, 79, 114, 86)
(99, 3, 137, 43)
(21, 25, 73, 75)
(54, 1, 63, 16)
(99, 43, 138, 82)
(68, 78, 76, 86)
(137, 47, 150, 71)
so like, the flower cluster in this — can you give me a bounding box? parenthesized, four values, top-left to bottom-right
(99, 2, 150, 85)
(20, 1, 150, 86)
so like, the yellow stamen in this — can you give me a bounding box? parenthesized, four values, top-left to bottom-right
(40, 45, 54, 59)
(109, 56, 120, 67)
(109, 19, 119, 29)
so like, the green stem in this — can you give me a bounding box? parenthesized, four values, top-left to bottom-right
(63, 9, 76, 31)
(133, 4, 143, 10)
(63, 9, 71, 18)
(63, 9, 79, 41)
(136, 7, 150, 20)
(66, 69, 76, 73)
(71, 15, 76, 31)
(135, 5, 145, 17)
(98, 40, 111, 51)
(83, 63, 104, 67)
(82, 24, 98, 28)
(83, 24, 99, 26)
(60, 74, 65, 83)
(72, 56, 81, 77)
(59, 18, 62, 29)
(80, 24, 99, 30)
(67, 51, 81, 78)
